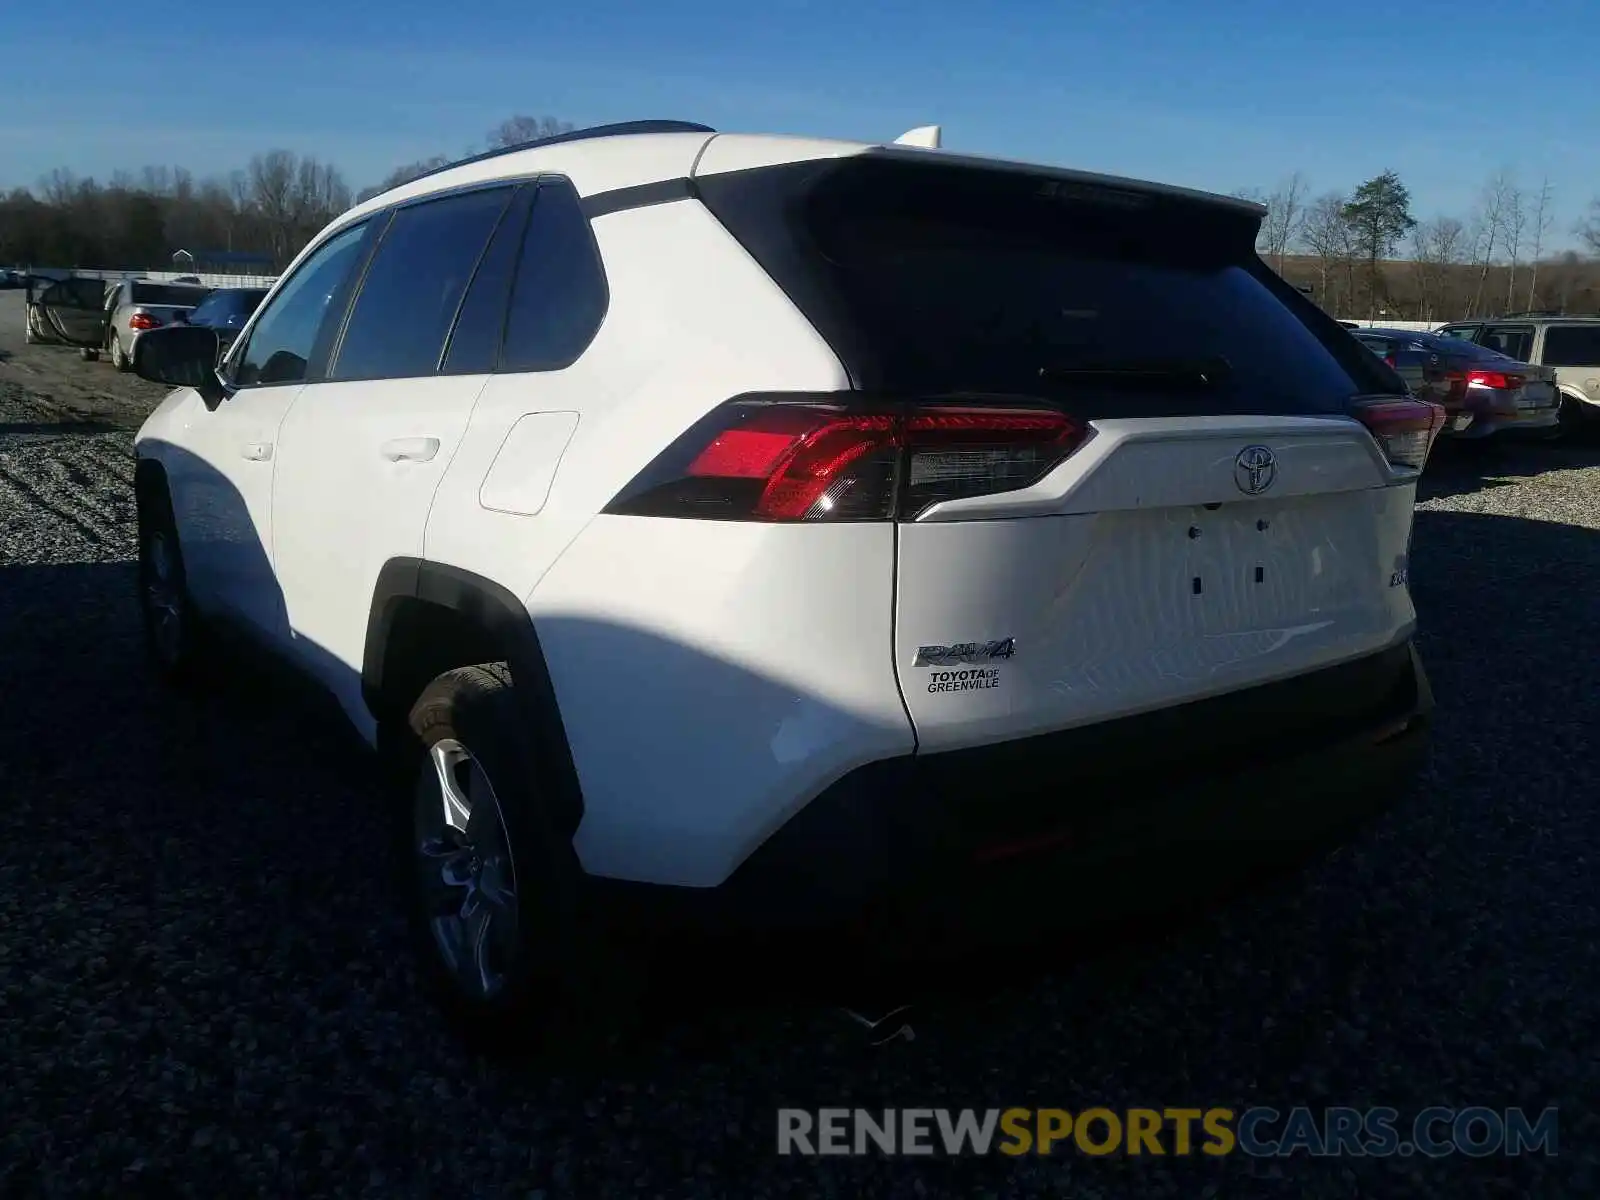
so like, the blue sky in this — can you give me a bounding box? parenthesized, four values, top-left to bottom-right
(4, 0, 1598, 247)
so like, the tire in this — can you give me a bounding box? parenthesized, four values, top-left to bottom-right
(135, 480, 205, 683)
(109, 333, 130, 372)
(399, 664, 615, 1058)
(1550, 395, 1585, 442)
(79, 346, 99, 362)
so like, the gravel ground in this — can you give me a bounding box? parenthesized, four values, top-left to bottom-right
(3, 285, 1598, 1197)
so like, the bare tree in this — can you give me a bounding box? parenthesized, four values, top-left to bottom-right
(356, 156, 454, 203)
(1524, 177, 1555, 310)
(1410, 216, 1467, 321)
(1578, 197, 1600, 258)
(1257, 171, 1309, 274)
(1299, 191, 1352, 314)
(486, 115, 575, 150)
(1468, 170, 1515, 317)
(1502, 181, 1527, 311)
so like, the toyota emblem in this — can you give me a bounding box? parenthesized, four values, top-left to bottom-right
(1233, 445, 1277, 495)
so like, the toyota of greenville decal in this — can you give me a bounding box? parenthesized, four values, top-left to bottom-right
(913, 638, 1015, 694)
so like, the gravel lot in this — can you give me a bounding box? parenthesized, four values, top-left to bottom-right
(3, 285, 1598, 1198)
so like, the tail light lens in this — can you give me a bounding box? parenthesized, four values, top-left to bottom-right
(605, 395, 1090, 522)
(1350, 396, 1446, 471)
(128, 313, 160, 330)
(1383, 354, 1397, 368)
(1466, 369, 1523, 390)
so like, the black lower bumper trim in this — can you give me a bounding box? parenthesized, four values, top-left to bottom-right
(586, 641, 1434, 936)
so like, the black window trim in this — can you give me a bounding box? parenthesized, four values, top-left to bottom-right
(323, 179, 520, 384)
(437, 183, 538, 376)
(496, 173, 612, 377)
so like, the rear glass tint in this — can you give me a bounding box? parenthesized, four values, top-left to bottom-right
(1541, 325, 1600, 367)
(698, 156, 1388, 414)
(131, 282, 209, 307)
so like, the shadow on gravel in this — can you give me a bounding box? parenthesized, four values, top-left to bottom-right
(1419, 431, 1600, 503)
(4, 502, 1596, 1198)
(0, 418, 124, 436)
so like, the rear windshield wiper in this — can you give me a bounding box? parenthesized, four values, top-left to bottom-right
(1038, 357, 1232, 390)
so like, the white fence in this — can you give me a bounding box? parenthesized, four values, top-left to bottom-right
(1338, 319, 1447, 331)
(27, 266, 279, 289)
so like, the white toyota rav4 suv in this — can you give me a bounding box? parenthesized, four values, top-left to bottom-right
(130, 119, 1440, 1046)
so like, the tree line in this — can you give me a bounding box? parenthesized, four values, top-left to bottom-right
(1238, 170, 1600, 320)
(0, 115, 573, 273)
(6, 122, 1600, 321)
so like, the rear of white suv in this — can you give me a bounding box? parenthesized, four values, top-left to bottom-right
(564, 144, 1438, 939)
(129, 124, 1438, 1049)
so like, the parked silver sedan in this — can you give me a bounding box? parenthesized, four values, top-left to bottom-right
(98, 278, 212, 370)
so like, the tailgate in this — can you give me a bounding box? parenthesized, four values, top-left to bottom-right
(895, 415, 1418, 752)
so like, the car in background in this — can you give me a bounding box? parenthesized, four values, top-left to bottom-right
(0, 268, 25, 289)
(28, 277, 212, 367)
(1353, 327, 1561, 441)
(171, 286, 268, 359)
(24, 274, 110, 345)
(1434, 315, 1600, 436)
(99, 279, 212, 370)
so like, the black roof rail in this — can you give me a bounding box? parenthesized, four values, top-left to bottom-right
(390, 120, 716, 193)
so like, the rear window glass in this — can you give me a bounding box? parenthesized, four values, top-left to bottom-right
(131, 282, 209, 307)
(1542, 325, 1600, 367)
(699, 157, 1381, 415)
(1419, 334, 1508, 361)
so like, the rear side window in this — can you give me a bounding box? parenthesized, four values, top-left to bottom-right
(441, 186, 535, 374)
(1436, 325, 1482, 342)
(332, 186, 514, 381)
(698, 156, 1384, 415)
(499, 181, 609, 373)
(131, 283, 209, 307)
(1542, 325, 1600, 367)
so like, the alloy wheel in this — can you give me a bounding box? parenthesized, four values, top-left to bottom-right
(415, 739, 521, 1000)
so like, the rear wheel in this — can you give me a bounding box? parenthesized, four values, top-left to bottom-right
(1550, 395, 1586, 442)
(399, 664, 620, 1058)
(136, 481, 205, 682)
(109, 333, 130, 372)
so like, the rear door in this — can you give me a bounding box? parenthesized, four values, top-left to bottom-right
(717, 154, 1423, 751)
(1538, 324, 1600, 406)
(269, 182, 522, 725)
(32, 277, 109, 346)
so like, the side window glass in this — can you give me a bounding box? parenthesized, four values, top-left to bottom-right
(331, 186, 513, 381)
(500, 181, 609, 373)
(233, 222, 369, 388)
(1481, 325, 1533, 362)
(441, 187, 535, 374)
(1542, 326, 1600, 368)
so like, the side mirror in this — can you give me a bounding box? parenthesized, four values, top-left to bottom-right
(133, 325, 227, 408)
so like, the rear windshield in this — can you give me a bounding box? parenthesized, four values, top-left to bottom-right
(131, 282, 210, 307)
(1419, 334, 1510, 361)
(1542, 325, 1600, 367)
(697, 156, 1392, 414)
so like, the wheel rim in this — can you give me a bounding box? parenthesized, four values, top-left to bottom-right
(142, 530, 183, 661)
(112, 336, 123, 367)
(415, 739, 521, 1000)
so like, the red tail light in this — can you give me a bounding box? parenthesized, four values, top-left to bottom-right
(1466, 369, 1523, 390)
(606, 396, 1090, 522)
(128, 313, 160, 330)
(1350, 396, 1446, 471)
(1383, 354, 1397, 368)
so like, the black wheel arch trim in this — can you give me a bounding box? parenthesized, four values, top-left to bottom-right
(364, 558, 585, 834)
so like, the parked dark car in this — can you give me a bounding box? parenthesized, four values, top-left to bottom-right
(1353, 327, 1562, 440)
(173, 286, 268, 358)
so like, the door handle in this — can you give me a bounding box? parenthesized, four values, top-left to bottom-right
(380, 437, 441, 463)
(241, 441, 273, 461)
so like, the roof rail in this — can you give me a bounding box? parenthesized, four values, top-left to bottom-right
(390, 120, 716, 193)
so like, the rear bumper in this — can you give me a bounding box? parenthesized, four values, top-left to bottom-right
(587, 640, 1434, 937)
